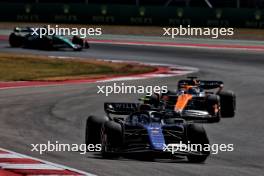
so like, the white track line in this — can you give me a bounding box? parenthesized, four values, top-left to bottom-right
(88, 40, 264, 51)
(0, 164, 64, 170)
(0, 147, 96, 176)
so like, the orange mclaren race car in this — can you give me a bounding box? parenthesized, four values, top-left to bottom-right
(141, 77, 236, 123)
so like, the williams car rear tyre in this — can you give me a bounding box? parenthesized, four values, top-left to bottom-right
(85, 115, 109, 145)
(218, 91, 236, 118)
(186, 124, 210, 163)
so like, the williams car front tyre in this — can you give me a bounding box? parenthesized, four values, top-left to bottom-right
(186, 124, 210, 163)
(101, 121, 122, 159)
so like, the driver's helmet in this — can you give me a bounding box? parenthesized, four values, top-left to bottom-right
(178, 89, 185, 95)
(178, 85, 192, 94)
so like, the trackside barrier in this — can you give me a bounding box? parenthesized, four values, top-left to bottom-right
(0, 3, 263, 28)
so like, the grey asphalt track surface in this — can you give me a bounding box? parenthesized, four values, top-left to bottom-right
(0, 42, 264, 176)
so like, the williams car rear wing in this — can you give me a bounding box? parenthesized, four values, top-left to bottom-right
(104, 102, 140, 115)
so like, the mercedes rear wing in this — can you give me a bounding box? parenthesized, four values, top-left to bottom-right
(14, 27, 33, 33)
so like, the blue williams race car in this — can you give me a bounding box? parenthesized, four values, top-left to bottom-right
(85, 103, 210, 162)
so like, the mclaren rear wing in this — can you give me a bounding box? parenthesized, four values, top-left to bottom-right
(199, 80, 224, 89)
(104, 102, 140, 115)
(178, 79, 224, 90)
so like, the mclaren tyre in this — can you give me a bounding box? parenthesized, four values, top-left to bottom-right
(218, 91, 236, 118)
(206, 94, 221, 122)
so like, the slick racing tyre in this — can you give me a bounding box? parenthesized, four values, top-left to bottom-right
(84, 41, 90, 49)
(9, 33, 24, 47)
(101, 121, 122, 159)
(218, 91, 236, 118)
(72, 35, 89, 48)
(186, 124, 210, 163)
(206, 94, 221, 122)
(85, 115, 109, 145)
(143, 94, 160, 107)
(72, 36, 83, 46)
